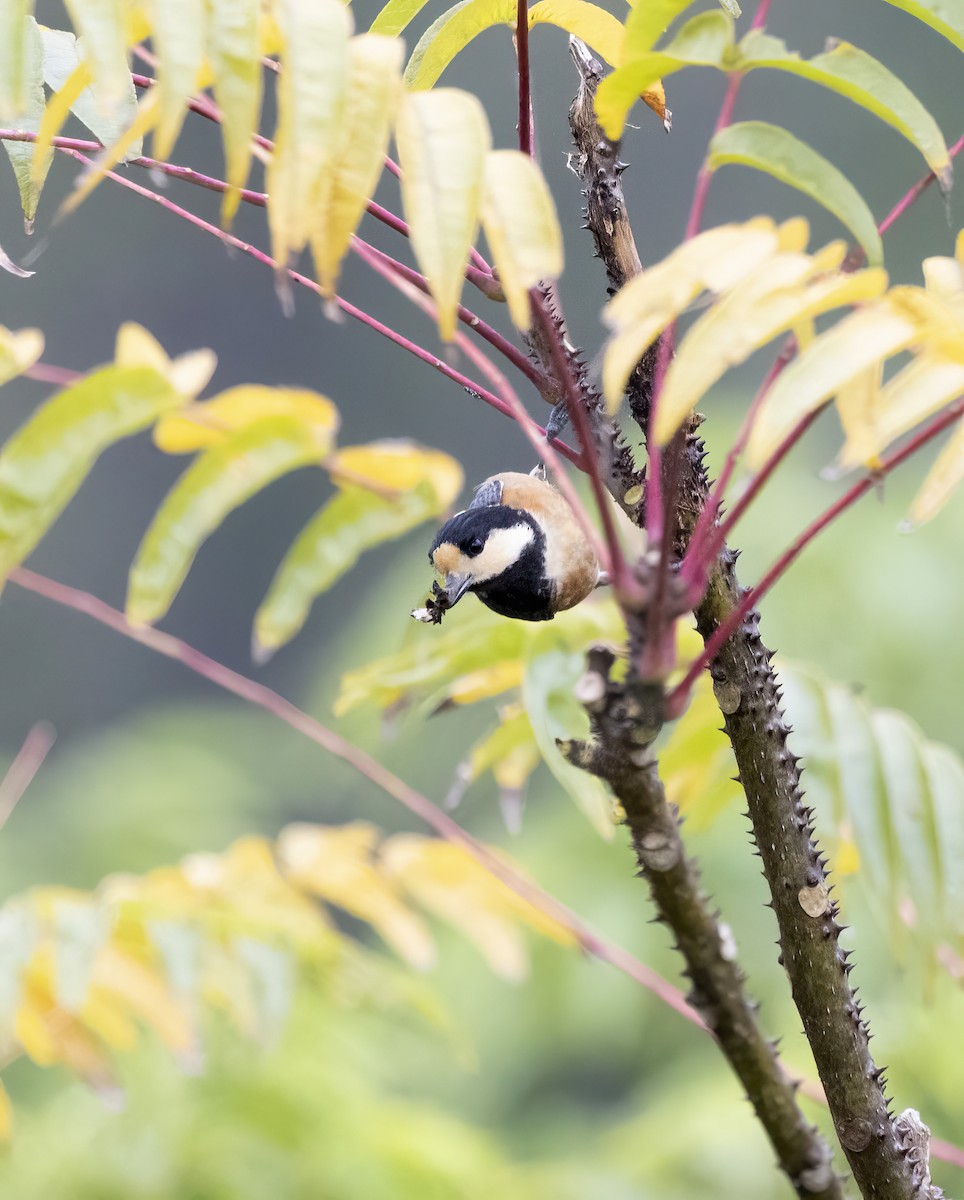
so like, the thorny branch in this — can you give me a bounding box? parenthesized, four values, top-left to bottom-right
(567, 37, 943, 1200)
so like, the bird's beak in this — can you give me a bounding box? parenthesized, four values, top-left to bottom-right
(442, 573, 474, 607)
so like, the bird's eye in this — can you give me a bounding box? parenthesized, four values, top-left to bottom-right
(466, 536, 485, 557)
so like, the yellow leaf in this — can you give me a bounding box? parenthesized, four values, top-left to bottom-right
(905, 416, 964, 529)
(57, 87, 161, 220)
(0, 324, 44, 386)
(115, 322, 217, 400)
(528, 0, 623, 64)
(91, 946, 192, 1052)
(154, 385, 339, 453)
(207, 0, 263, 226)
(149, 0, 208, 160)
(834, 363, 883, 470)
(312, 34, 403, 297)
(602, 217, 793, 410)
(331, 441, 463, 505)
(746, 298, 923, 467)
(653, 261, 887, 443)
(30, 57, 92, 193)
(480, 150, 563, 330)
(267, 0, 351, 268)
(62, 0, 131, 111)
(383, 836, 578, 982)
(276, 823, 436, 969)
(841, 353, 964, 468)
(396, 89, 490, 341)
(449, 660, 524, 705)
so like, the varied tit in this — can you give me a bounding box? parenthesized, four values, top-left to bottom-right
(413, 470, 602, 624)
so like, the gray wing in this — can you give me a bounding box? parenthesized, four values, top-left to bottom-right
(468, 477, 504, 509)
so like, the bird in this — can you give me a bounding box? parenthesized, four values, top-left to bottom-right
(412, 469, 603, 623)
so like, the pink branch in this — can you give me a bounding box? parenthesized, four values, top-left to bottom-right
(0, 721, 56, 831)
(8, 565, 699, 1028)
(668, 397, 964, 710)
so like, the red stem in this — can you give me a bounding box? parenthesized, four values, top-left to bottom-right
(668, 397, 964, 710)
(516, 0, 534, 157)
(531, 291, 635, 594)
(0, 721, 56, 831)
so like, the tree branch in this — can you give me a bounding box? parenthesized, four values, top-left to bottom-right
(560, 646, 840, 1200)
(567, 39, 943, 1200)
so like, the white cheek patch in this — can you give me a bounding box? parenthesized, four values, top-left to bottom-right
(472, 523, 535, 583)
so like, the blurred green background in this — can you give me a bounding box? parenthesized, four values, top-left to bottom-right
(1, 0, 963, 1195)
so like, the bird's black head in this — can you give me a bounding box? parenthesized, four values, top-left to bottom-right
(428, 505, 552, 620)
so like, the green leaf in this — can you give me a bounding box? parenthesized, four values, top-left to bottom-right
(206, 0, 262, 226)
(267, 0, 351, 270)
(396, 89, 490, 341)
(40, 27, 142, 156)
(879, 0, 964, 52)
(1, 15, 46, 224)
(127, 415, 332, 626)
(61, 0, 131, 112)
(254, 482, 442, 659)
(404, 0, 515, 91)
(779, 661, 964, 962)
(522, 633, 615, 838)
(149, 0, 206, 161)
(370, 0, 434, 36)
(736, 32, 952, 189)
(707, 121, 883, 267)
(0, 366, 180, 585)
(594, 10, 733, 139)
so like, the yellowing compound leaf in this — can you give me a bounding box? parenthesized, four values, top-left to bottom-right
(154, 385, 338, 453)
(62, 0, 130, 111)
(480, 150, 563, 330)
(657, 675, 741, 827)
(707, 122, 883, 267)
(267, 0, 351, 270)
(277, 823, 436, 969)
(396, 89, 490, 341)
(601, 217, 791, 410)
(0, 1080, 11, 1142)
(127, 414, 335, 625)
(311, 34, 403, 297)
(747, 297, 924, 465)
(595, 9, 733, 138)
(736, 31, 952, 189)
(254, 441, 462, 656)
(0, 324, 43, 385)
(404, 0, 515, 90)
(147, 0, 206, 160)
(0, 365, 182, 584)
(879, 0, 964, 53)
(449, 661, 524, 705)
(653, 259, 887, 443)
(906, 416, 964, 528)
(207, 0, 262, 225)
